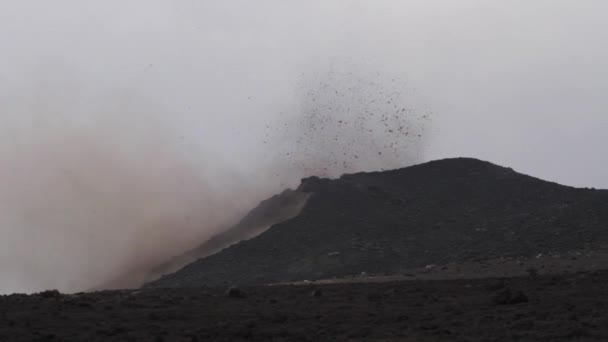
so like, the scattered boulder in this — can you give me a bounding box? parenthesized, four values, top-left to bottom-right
(38, 290, 61, 299)
(492, 289, 529, 305)
(225, 287, 247, 299)
(526, 268, 539, 277)
(484, 281, 506, 292)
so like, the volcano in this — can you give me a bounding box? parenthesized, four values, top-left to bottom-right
(146, 157, 608, 288)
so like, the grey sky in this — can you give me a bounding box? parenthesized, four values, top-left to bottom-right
(2, 1, 606, 185)
(0, 1, 606, 293)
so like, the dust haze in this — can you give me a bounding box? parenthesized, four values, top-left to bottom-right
(0, 1, 431, 293)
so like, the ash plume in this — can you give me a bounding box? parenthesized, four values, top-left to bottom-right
(0, 1, 431, 294)
(266, 60, 431, 181)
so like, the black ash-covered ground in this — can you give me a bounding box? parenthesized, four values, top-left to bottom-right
(2, 271, 608, 341)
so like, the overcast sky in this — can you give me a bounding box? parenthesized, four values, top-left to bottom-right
(1, 1, 607, 293)
(2, 1, 607, 186)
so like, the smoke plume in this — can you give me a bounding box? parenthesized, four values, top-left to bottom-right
(0, 1, 431, 294)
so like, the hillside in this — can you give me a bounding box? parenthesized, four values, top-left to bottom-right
(146, 158, 608, 288)
(97, 189, 310, 289)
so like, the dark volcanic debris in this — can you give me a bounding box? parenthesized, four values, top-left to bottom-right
(265, 65, 431, 179)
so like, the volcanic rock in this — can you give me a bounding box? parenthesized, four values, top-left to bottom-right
(493, 288, 529, 305)
(225, 287, 247, 299)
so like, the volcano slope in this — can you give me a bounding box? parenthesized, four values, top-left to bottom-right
(147, 158, 608, 288)
(97, 189, 310, 290)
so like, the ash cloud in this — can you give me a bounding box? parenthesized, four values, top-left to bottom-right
(0, 1, 432, 294)
(266, 60, 431, 181)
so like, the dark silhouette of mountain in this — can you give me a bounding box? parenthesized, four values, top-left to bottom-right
(146, 158, 608, 288)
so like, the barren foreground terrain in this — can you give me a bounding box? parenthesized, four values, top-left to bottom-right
(3, 270, 608, 341)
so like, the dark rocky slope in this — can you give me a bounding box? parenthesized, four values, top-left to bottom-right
(147, 158, 608, 288)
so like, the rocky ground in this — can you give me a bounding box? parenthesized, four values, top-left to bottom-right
(2, 270, 608, 341)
